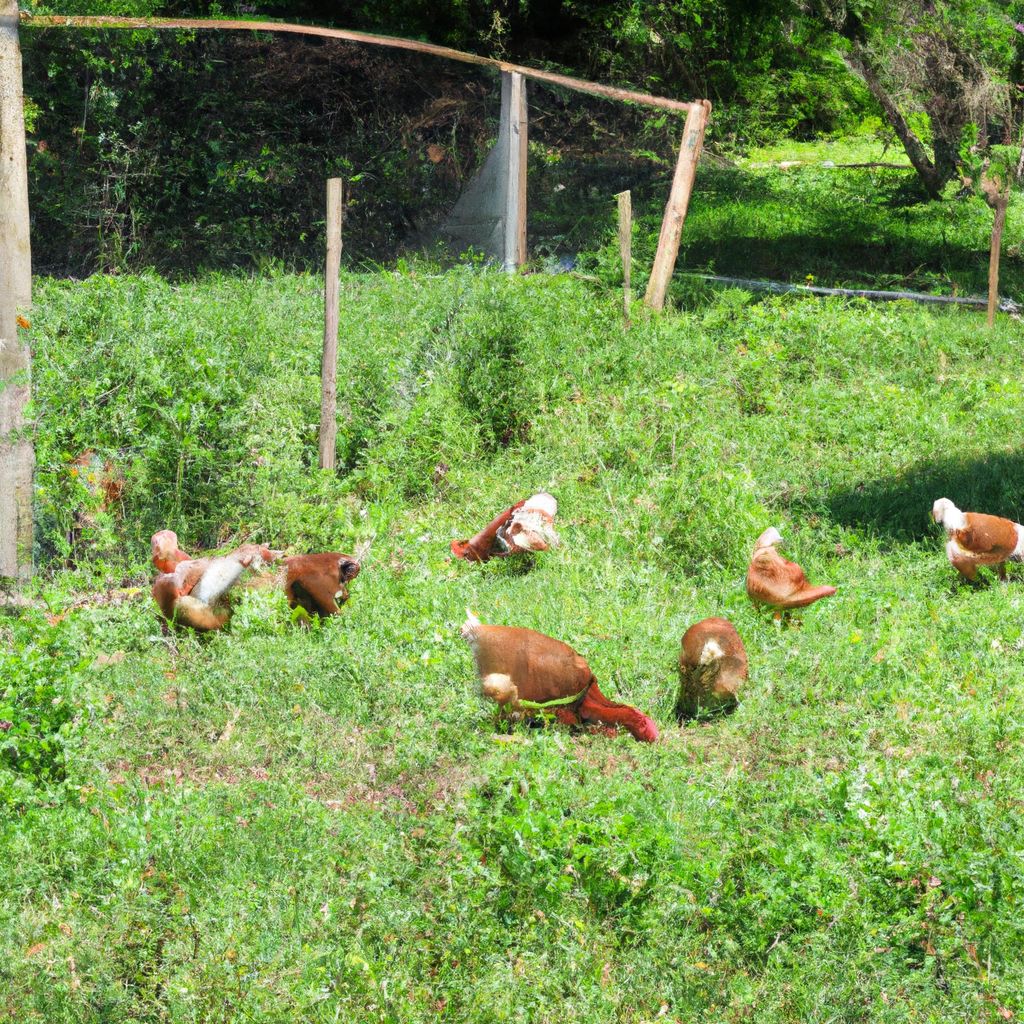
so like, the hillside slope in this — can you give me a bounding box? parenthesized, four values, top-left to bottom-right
(3, 270, 1024, 1022)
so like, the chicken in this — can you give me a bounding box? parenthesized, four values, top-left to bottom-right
(151, 529, 192, 574)
(150, 531, 282, 631)
(151, 530, 278, 575)
(677, 617, 748, 721)
(746, 527, 836, 611)
(283, 552, 361, 618)
(451, 493, 559, 563)
(460, 611, 658, 742)
(151, 556, 247, 632)
(931, 497, 1024, 582)
(151, 531, 367, 628)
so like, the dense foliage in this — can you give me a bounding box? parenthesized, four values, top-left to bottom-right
(814, 0, 1024, 196)
(15, 0, 872, 275)
(19, 0, 1024, 274)
(22, 21, 501, 273)
(0, 613, 88, 807)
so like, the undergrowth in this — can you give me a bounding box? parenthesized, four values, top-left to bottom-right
(4, 264, 1024, 1022)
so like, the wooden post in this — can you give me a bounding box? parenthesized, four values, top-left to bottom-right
(644, 100, 710, 311)
(318, 178, 342, 471)
(503, 71, 528, 271)
(986, 194, 1007, 328)
(616, 190, 632, 327)
(0, 0, 34, 579)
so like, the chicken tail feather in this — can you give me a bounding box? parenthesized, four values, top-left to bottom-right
(577, 681, 658, 743)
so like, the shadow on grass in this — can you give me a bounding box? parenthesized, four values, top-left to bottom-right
(663, 164, 1020, 295)
(679, 231, 990, 292)
(676, 166, 1010, 294)
(528, 158, 1018, 297)
(824, 450, 1024, 542)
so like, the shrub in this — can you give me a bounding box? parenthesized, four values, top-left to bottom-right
(0, 613, 87, 807)
(454, 294, 538, 451)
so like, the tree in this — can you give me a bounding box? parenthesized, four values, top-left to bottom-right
(815, 0, 1016, 198)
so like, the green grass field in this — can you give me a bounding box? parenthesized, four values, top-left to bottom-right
(4, 163, 1024, 1021)
(555, 138, 1024, 298)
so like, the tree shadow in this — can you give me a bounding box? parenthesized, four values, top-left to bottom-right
(679, 230, 988, 291)
(663, 164, 1022, 296)
(823, 450, 1024, 542)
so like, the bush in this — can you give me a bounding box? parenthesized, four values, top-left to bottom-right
(0, 613, 87, 807)
(454, 295, 538, 451)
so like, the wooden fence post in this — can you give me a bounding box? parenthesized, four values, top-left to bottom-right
(616, 189, 632, 327)
(318, 177, 342, 471)
(982, 162, 1013, 329)
(644, 100, 710, 311)
(0, 0, 34, 579)
(503, 71, 528, 271)
(986, 192, 1008, 328)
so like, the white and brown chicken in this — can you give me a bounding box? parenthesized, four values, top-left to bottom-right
(932, 497, 1024, 582)
(746, 527, 836, 611)
(676, 617, 749, 721)
(451, 492, 559, 563)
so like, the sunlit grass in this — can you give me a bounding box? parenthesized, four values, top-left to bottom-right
(739, 135, 911, 166)
(3, 259, 1024, 1021)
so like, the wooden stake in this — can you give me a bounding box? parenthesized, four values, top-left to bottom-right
(318, 178, 342, 471)
(644, 100, 710, 311)
(0, 0, 34, 579)
(503, 71, 528, 271)
(986, 192, 1008, 328)
(616, 190, 632, 327)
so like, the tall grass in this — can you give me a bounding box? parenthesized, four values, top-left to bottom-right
(4, 262, 1024, 1022)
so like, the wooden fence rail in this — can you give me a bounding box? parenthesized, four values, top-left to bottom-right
(21, 14, 699, 114)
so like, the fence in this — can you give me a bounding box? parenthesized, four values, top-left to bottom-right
(0, 3, 710, 577)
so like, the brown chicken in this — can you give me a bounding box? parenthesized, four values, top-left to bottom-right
(746, 527, 836, 611)
(932, 497, 1024, 582)
(283, 552, 361, 618)
(451, 493, 559, 562)
(460, 612, 658, 742)
(676, 617, 749, 721)
(151, 530, 366, 628)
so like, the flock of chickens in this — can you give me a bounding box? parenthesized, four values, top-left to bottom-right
(149, 494, 1022, 743)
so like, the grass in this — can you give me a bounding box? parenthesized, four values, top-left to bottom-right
(540, 136, 1024, 298)
(738, 135, 911, 167)
(4, 176, 1024, 1020)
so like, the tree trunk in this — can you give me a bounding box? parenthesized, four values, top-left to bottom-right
(845, 45, 949, 199)
(0, 0, 34, 580)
